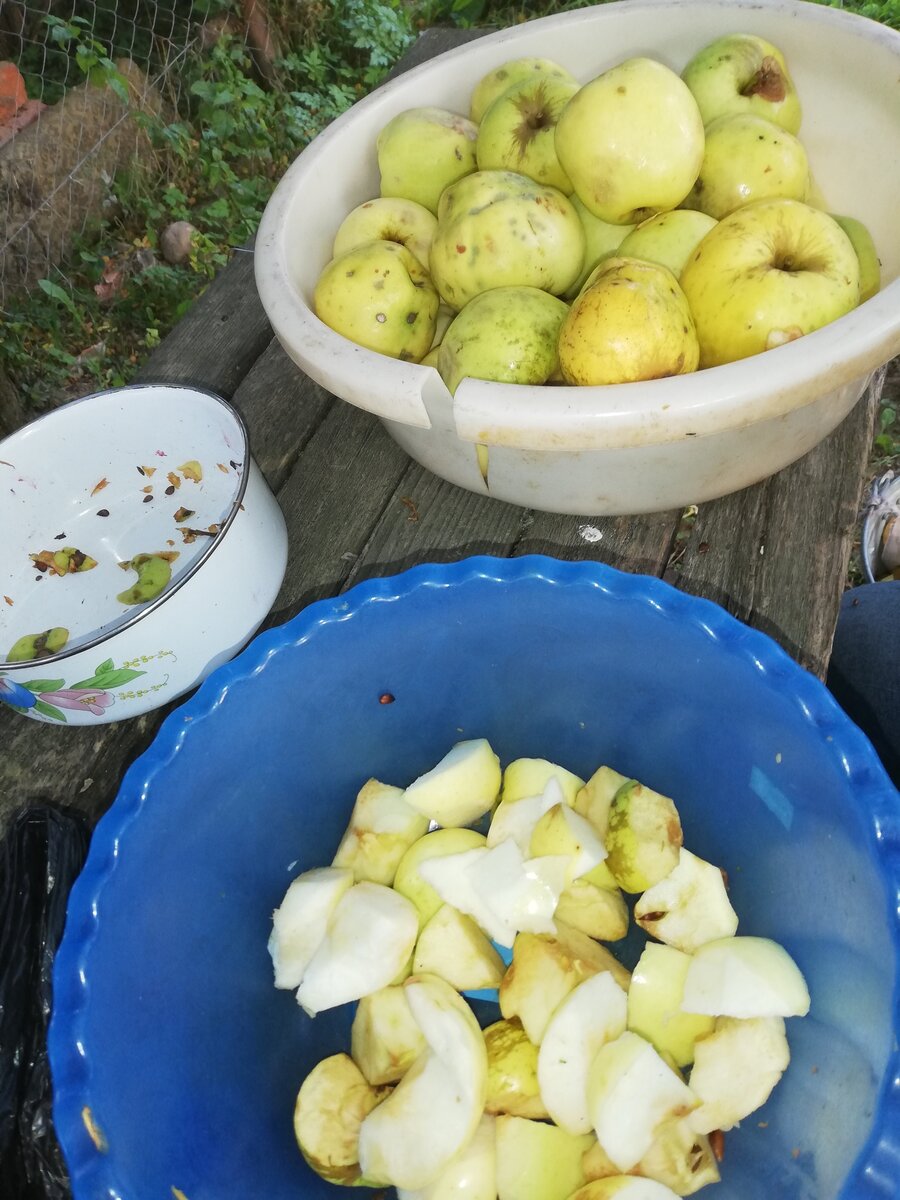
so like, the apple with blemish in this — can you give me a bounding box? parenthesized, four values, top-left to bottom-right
(476, 75, 580, 193)
(333, 197, 438, 271)
(377, 107, 478, 214)
(470, 57, 578, 123)
(681, 33, 801, 133)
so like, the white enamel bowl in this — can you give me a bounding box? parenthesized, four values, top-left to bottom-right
(255, 0, 900, 516)
(0, 385, 287, 725)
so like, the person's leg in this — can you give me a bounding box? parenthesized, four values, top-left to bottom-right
(826, 581, 900, 786)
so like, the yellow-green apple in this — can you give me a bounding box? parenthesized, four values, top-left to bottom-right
(626, 943, 715, 1068)
(528, 802, 608, 883)
(682, 113, 809, 219)
(377, 107, 478, 214)
(488, 777, 569, 853)
(581, 1123, 719, 1196)
(294, 1053, 390, 1184)
(332, 778, 429, 885)
(633, 848, 738, 953)
(429, 170, 585, 309)
(402, 738, 501, 827)
(587, 1031, 699, 1172)
(476, 75, 580, 192)
(679, 198, 860, 367)
(554, 876, 630, 942)
(351, 984, 427, 1086)
(616, 210, 716, 278)
(413, 904, 506, 991)
(430, 303, 455, 349)
(483, 1019, 549, 1119)
(688, 1015, 791, 1133)
(394, 828, 487, 926)
(502, 757, 585, 805)
(397, 1113, 497, 1200)
(333, 197, 438, 271)
(537, 972, 628, 1134)
(567, 196, 634, 296)
(495, 1115, 594, 1200)
(295, 881, 419, 1015)
(314, 240, 439, 361)
(574, 765, 631, 837)
(357, 974, 488, 1189)
(604, 777, 683, 893)
(437, 286, 569, 394)
(558, 257, 699, 387)
(681, 934, 810, 1018)
(681, 33, 801, 133)
(470, 57, 578, 123)
(268, 865, 353, 989)
(833, 213, 881, 301)
(555, 58, 704, 225)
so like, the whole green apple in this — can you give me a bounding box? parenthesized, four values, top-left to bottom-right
(314, 240, 439, 361)
(429, 170, 585, 310)
(470, 57, 578, 123)
(832, 213, 881, 302)
(679, 198, 860, 367)
(555, 57, 704, 225)
(333, 196, 438, 271)
(438, 286, 569, 394)
(558, 256, 699, 386)
(616, 210, 716, 279)
(476, 75, 580, 194)
(682, 112, 809, 219)
(377, 107, 478, 215)
(566, 195, 633, 296)
(681, 33, 801, 133)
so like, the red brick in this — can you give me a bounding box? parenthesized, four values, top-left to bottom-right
(0, 99, 46, 149)
(0, 62, 27, 122)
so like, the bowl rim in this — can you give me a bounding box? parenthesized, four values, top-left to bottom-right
(48, 554, 900, 1198)
(254, 0, 900, 451)
(0, 383, 251, 672)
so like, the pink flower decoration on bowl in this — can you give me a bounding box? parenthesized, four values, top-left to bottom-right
(40, 688, 114, 717)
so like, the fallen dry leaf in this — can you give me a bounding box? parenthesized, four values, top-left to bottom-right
(90, 477, 109, 496)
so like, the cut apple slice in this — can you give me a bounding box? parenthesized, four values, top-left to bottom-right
(295, 882, 418, 1016)
(484, 1019, 548, 1119)
(397, 1113, 497, 1200)
(529, 803, 608, 882)
(293, 1052, 389, 1184)
(402, 739, 501, 827)
(499, 922, 631, 1044)
(537, 971, 628, 1134)
(414, 903, 505, 991)
(357, 974, 488, 1189)
(351, 984, 427, 1086)
(573, 765, 631, 837)
(569, 1178, 681, 1200)
(501, 757, 585, 806)
(634, 849, 737, 953)
(627, 944, 714, 1068)
(467, 838, 569, 945)
(487, 777, 567, 851)
(555, 877, 629, 942)
(632, 1118, 720, 1195)
(604, 780, 683, 894)
(332, 778, 430, 885)
(587, 1031, 698, 1172)
(681, 935, 810, 1018)
(268, 865, 353, 989)
(495, 1115, 594, 1200)
(394, 828, 487, 926)
(418, 846, 514, 946)
(688, 1015, 790, 1133)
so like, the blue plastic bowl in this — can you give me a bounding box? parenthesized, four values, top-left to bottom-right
(49, 557, 900, 1200)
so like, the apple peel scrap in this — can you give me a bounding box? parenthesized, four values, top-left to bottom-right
(268, 740, 809, 1198)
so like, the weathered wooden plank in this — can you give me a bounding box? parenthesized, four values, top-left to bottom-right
(383, 26, 492, 79)
(514, 509, 681, 578)
(134, 248, 272, 399)
(673, 381, 880, 678)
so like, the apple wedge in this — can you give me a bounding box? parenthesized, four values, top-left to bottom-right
(499, 922, 631, 1044)
(394, 828, 487, 926)
(413, 904, 506, 991)
(295, 882, 419, 1016)
(634, 849, 738, 954)
(417, 846, 514, 946)
(467, 838, 569, 944)
(484, 1019, 549, 1119)
(555, 877, 629, 942)
(573, 765, 631, 837)
(351, 984, 427, 1086)
(632, 1119, 720, 1195)
(529, 803, 608, 882)
(398, 1113, 497, 1200)
(357, 974, 488, 1189)
(294, 1053, 390, 1184)
(495, 1115, 594, 1200)
(402, 739, 501, 827)
(605, 780, 683, 893)
(537, 971, 628, 1134)
(501, 757, 585, 806)
(688, 1016, 790, 1133)
(268, 866, 353, 989)
(681, 935, 810, 1018)
(488, 777, 568, 852)
(569, 1178, 681, 1200)
(587, 1031, 698, 1172)
(332, 778, 430, 885)
(627, 944, 714, 1069)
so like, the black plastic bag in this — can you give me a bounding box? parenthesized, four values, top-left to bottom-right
(0, 806, 90, 1200)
